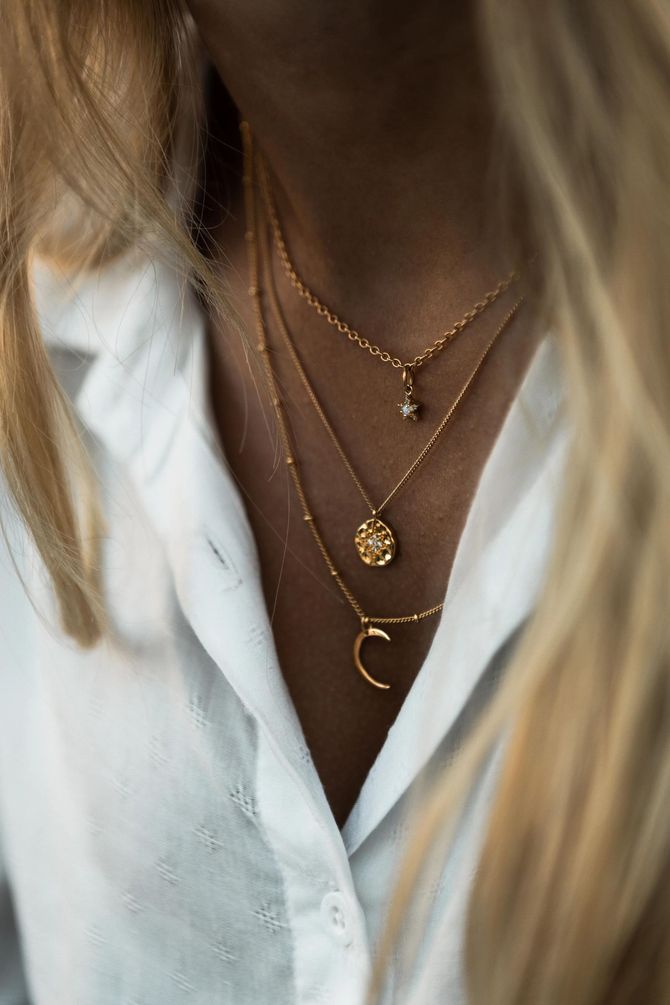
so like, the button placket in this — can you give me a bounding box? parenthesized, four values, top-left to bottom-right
(256, 733, 373, 1003)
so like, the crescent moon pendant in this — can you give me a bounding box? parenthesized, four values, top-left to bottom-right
(354, 626, 392, 690)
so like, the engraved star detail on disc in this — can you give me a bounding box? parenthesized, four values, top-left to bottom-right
(398, 392, 420, 421)
(354, 517, 397, 567)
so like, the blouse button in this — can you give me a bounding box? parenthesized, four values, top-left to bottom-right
(320, 891, 354, 947)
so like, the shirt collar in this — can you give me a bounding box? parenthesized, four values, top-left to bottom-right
(33, 251, 337, 836)
(33, 252, 207, 475)
(33, 252, 569, 857)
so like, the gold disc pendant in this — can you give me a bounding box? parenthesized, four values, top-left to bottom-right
(354, 516, 397, 567)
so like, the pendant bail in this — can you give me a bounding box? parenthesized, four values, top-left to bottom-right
(398, 363, 421, 421)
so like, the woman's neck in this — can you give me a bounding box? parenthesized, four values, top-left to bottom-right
(191, 0, 506, 351)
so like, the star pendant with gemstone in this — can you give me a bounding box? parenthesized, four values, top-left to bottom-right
(367, 533, 385, 556)
(398, 394, 420, 421)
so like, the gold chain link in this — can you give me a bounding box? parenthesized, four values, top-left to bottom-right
(257, 149, 519, 371)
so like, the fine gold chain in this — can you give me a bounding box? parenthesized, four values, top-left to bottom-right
(257, 147, 519, 373)
(263, 212, 524, 520)
(242, 121, 446, 629)
(264, 256, 377, 513)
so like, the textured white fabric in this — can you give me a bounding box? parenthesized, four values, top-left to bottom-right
(0, 253, 568, 1004)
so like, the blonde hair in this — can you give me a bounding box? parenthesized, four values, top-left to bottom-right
(2, 2, 670, 1003)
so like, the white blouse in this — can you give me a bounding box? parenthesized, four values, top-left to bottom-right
(0, 252, 568, 1005)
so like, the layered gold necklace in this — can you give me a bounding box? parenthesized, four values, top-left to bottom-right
(241, 122, 523, 690)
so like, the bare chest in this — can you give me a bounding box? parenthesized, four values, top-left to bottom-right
(206, 295, 538, 825)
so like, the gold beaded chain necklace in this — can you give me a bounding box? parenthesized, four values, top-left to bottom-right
(261, 194, 524, 569)
(242, 122, 521, 691)
(257, 149, 519, 421)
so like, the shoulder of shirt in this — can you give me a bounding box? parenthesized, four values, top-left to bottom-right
(29, 248, 210, 481)
(31, 250, 197, 399)
(32, 252, 143, 403)
(2, 255, 144, 581)
(2, 251, 195, 595)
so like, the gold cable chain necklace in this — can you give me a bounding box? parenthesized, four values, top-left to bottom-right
(257, 148, 519, 421)
(242, 121, 520, 690)
(261, 185, 524, 569)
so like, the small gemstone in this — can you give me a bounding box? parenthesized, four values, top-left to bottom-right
(354, 517, 397, 567)
(398, 396, 420, 420)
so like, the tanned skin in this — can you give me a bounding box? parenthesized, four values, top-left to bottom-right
(187, 0, 541, 826)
